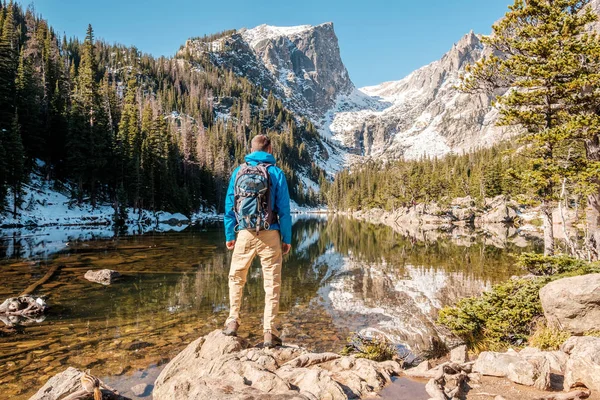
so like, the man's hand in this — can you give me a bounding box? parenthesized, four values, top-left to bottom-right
(226, 240, 236, 250)
(282, 243, 291, 255)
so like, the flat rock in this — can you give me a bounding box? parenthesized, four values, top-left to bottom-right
(561, 336, 600, 392)
(539, 273, 600, 335)
(153, 329, 402, 400)
(84, 269, 121, 285)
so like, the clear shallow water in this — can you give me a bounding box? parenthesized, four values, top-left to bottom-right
(0, 217, 540, 399)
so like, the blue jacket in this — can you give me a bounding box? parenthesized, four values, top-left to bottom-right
(224, 151, 292, 244)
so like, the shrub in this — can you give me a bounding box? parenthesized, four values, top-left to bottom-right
(341, 333, 397, 362)
(517, 254, 589, 276)
(438, 277, 550, 351)
(438, 254, 600, 352)
(529, 321, 571, 350)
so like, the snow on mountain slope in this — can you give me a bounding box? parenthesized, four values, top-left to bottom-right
(241, 24, 315, 48)
(318, 32, 519, 160)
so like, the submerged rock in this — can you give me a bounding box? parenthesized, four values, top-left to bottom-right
(539, 273, 600, 335)
(84, 269, 121, 285)
(130, 383, 152, 397)
(153, 329, 402, 400)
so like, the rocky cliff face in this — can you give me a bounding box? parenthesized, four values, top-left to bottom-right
(183, 23, 354, 118)
(320, 32, 518, 159)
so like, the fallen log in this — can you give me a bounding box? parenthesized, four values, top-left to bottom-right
(20, 264, 63, 296)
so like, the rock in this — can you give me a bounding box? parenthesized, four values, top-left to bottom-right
(29, 367, 83, 400)
(539, 273, 600, 335)
(479, 196, 519, 224)
(561, 336, 600, 392)
(404, 360, 432, 377)
(468, 372, 482, 384)
(0, 296, 46, 318)
(29, 367, 130, 400)
(153, 329, 402, 400)
(283, 352, 340, 368)
(276, 366, 346, 400)
(473, 350, 551, 390)
(125, 340, 154, 351)
(130, 383, 152, 397)
(450, 345, 468, 364)
(519, 346, 568, 373)
(84, 269, 121, 285)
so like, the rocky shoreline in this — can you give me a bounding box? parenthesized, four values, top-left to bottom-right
(30, 329, 404, 400)
(28, 328, 600, 400)
(346, 196, 531, 229)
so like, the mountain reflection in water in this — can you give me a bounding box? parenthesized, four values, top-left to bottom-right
(0, 216, 539, 399)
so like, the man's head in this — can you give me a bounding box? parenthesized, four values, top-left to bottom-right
(251, 134, 272, 154)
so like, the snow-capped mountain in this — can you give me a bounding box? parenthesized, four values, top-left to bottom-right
(182, 23, 517, 164)
(320, 32, 518, 159)
(182, 22, 354, 118)
(182, 2, 600, 166)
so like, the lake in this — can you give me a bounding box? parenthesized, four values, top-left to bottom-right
(0, 216, 540, 399)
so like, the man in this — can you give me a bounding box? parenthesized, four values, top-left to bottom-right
(223, 134, 292, 348)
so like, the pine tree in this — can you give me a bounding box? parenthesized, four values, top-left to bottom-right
(16, 46, 43, 161)
(0, 1, 17, 133)
(5, 111, 25, 216)
(461, 0, 600, 256)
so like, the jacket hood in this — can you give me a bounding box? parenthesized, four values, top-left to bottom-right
(245, 151, 277, 165)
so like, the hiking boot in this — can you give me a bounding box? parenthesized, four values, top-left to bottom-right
(223, 320, 239, 336)
(264, 332, 282, 348)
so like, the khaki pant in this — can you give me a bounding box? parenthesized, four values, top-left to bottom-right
(226, 229, 282, 334)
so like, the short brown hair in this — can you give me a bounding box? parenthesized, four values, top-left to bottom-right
(251, 134, 271, 152)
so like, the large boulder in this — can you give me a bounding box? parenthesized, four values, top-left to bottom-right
(539, 273, 600, 335)
(561, 336, 600, 392)
(473, 349, 551, 390)
(153, 329, 402, 400)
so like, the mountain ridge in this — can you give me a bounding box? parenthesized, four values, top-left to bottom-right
(184, 1, 600, 165)
(182, 23, 516, 165)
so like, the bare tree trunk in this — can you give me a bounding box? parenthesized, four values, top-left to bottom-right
(585, 134, 600, 260)
(12, 186, 18, 218)
(559, 178, 576, 256)
(542, 201, 555, 256)
(588, 194, 600, 261)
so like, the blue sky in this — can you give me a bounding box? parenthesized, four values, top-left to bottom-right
(17, 0, 513, 87)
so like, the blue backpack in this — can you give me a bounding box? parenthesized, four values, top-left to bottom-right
(234, 163, 277, 233)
